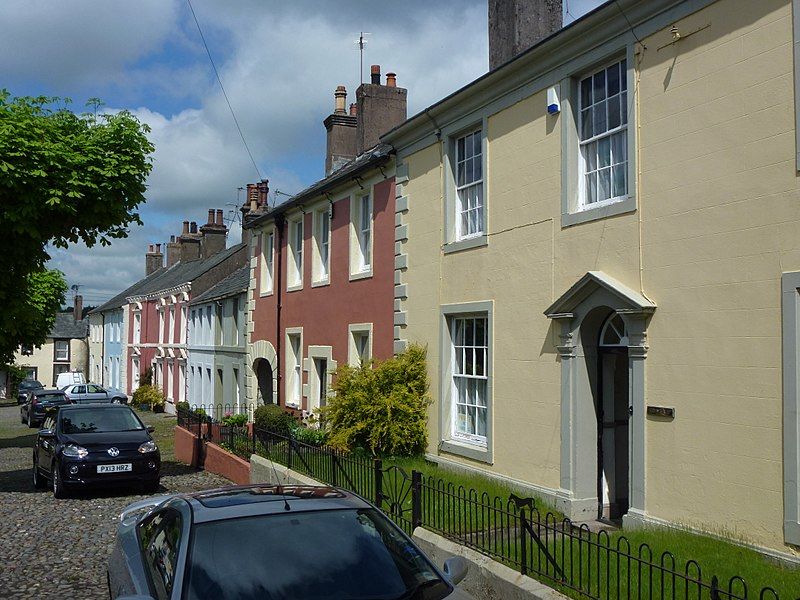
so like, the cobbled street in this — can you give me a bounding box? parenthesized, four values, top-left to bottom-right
(0, 403, 229, 600)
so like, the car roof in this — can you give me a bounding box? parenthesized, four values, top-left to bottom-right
(57, 403, 129, 411)
(177, 484, 374, 523)
(33, 388, 65, 396)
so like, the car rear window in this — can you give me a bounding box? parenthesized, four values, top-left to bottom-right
(60, 408, 144, 434)
(184, 508, 448, 600)
(37, 393, 66, 402)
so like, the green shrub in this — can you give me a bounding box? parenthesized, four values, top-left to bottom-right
(138, 367, 152, 387)
(322, 344, 431, 456)
(132, 385, 165, 412)
(3, 364, 27, 398)
(253, 404, 296, 436)
(221, 413, 248, 427)
(293, 425, 327, 446)
(176, 401, 190, 413)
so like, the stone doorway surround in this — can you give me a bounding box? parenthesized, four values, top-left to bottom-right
(247, 339, 278, 405)
(544, 271, 655, 526)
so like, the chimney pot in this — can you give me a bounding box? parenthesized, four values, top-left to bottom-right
(156, 243, 161, 253)
(349, 103, 357, 116)
(334, 85, 347, 115)
(215, 209, 224, 225)
(190, 222, 198, 234)
(148, 244, 153, 253)
(370, 64, 381, 85)
(386, 72, 397, 87)
(207, 209, 214, 224)
(170, 235, 176, 243)
(182, 221, 189, 235)
(257, 179, 269, 207)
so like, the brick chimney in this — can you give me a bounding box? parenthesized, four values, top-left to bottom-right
(166, 235, 180, 267)
(199, 208, 228, 259)
(489, 0, 562, 70)
(324, 85, 358, 175)
(145, 243, 164, 276)
(73, 295, 83, 322)
(356, 65, 407, 154)
(179, 220, 201, 262)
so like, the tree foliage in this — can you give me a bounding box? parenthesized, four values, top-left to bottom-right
(323, 344, 431, 456)
(0, 91, 154, 362)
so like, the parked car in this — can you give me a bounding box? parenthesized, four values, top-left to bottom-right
(17, 379, 43, 404)
(108, 484, 472, 600)
(20, 389, 71, 427)
(62, 383, 128, 404)
(55, 370, 85, 389)
(32, 404, 160, 498)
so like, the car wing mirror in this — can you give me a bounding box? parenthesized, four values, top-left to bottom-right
(146, 426, 155, 433)
(442, 556, 469, 585)
(39, 428, 55, 437)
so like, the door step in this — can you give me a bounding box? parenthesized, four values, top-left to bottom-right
(569, 519, 620, 534)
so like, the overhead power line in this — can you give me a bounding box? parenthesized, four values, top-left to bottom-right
(186, 0, 262, 180)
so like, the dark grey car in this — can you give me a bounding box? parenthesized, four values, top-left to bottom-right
(108, 484, 473, 600)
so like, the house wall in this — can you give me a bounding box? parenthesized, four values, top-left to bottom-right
(396, 0, 799, 553)
(246, 172, 396, 413)
(88, 313, 103, 384)
(103, 309, 124, 389)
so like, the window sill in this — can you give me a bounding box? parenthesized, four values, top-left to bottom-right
(286, 282, 304, 293)
(440, 439, 492, 464)
(562, 195, 636, 227)
(285, 401, 301, 410)
(259, 289, 274, 298)
(311, 278, 330, 288)
(443, 235, 487, 255)
(349, 269, 373, 282)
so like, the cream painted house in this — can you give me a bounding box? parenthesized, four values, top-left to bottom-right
(14, 311, 89, 387)
(384, 0, 800, 556)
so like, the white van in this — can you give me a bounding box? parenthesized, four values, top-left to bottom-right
(56, 370, 85, 390)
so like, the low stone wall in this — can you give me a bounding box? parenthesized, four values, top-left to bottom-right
(175, 424, 201, 467)
(249, 454, 320, 486)
(204, 442, 250, 485)
(412, 528, 567, 600)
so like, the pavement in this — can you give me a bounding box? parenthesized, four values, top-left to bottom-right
(0, 402, 230, 600)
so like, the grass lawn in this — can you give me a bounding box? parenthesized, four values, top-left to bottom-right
(135, 408, 176, 461)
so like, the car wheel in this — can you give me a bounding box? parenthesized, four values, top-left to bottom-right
(33, 454, 46, 490)
(27, 411, 35, 429)
(20, 410, 25, 424)
(111, 397, 121, 404)
(142, 479, 160, 494)
(52, 461, 67, 499)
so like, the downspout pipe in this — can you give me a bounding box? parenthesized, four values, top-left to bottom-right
(274, 213, 285, 406)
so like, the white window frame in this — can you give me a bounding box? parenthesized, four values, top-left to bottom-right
(179, 363, 186, 403)
(288, 217, 304, 290)
(348, 323, 373, 367)
(561, 50, 637, 228)
(349, 192, 373, 279)
(285, 328, 303, 408)
(54, 340, 69, 362)
(312, 206, 331, 285)
(158, 308, 165, 344)
(260, 228, 275, 296)
(180, 306, 187, 344)
(306, 345, 337, 414)
(454, 129, 484, 241)
(168, 306, 175, 344)
(133, 312, 141, 345)
(440, 301, 493, 463)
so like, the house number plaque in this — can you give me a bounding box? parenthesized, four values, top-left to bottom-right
(647, 406, 675, 418)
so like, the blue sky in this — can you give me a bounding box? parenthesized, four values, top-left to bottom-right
(0, 0, 603, 308)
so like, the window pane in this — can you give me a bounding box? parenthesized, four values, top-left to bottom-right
(580, 76, 592, 108)
(586, 172, 597, 204)
(455, 346, 463, 374)
(598, 167, 611, 201)
(621, 91, 628, 124)
(465, 320, 474, 346)
(457, 401, 468, 433)
(581, 108, 593, 140)
(474, 348, 484, 376)
(608, 95, 621, 129)
(594, 100, 607, 136)
(620, 59, 627, 88)
(465, 159, 473, 185)
(465, 348, 474, 375)
(476, 405, 487, 437)
(612, 164, 627, 198)
(454, 319, 464, 345)
(598, 137, 611, 168)
(473, 131, 482, 156)
(475, 318, 485, 346)
(607, 62, 620, 97)
(457, 161, 465, 187)
(584, 141, 597, 172)
(457, 137, 465, 160)
(612, 131, 627, 165)
(474, 155, 482, 182)
(593, 71, 606, 101)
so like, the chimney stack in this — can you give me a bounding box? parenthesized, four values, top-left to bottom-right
(200, 207, 228, 259)
(324, 85, 358, 175)
(179, 220, 201, 263)
(73, 295, 83, 323)
(257, 179, 269, 208)
(215, 209, 224, 225)
(166, 235, 180, 267)
(488, 0, 562, 70)
(145, 243, 164, 276)
(356, 65, 407, 154)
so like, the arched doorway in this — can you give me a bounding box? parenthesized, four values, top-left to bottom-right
(254, 358, 274, 405)
(597, 312, 630, 521)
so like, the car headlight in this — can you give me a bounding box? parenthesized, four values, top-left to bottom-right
(138, 441, 158, 454)
(62, 444, 88, 459)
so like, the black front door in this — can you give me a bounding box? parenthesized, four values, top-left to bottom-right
(597, 347, 630, 521)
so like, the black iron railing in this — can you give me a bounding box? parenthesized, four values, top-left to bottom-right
(174, 406, 795, 600)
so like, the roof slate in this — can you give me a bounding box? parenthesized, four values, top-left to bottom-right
(50, 312, 88, 339)
(189, 266, 249, 306)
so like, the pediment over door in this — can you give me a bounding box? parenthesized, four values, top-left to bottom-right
(544, 271, 656, 319)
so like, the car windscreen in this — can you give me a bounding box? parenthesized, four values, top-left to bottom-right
(21, 381, 42, 389)
(184, 508, 450, 600)
(60, 408, 144, 434)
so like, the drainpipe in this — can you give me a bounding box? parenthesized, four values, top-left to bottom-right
(274, 214, 285, 406)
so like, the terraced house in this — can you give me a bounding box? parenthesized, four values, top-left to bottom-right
(383, 0, 800, 557)
(243, 68, 404, 414)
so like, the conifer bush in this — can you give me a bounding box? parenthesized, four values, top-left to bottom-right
(253, 404, 296, 436)
(323, 344, 431, 456)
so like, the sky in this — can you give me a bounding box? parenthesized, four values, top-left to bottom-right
(0, 0, 604, 309)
